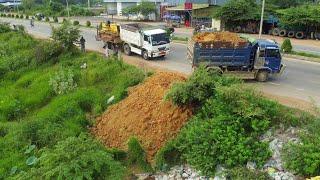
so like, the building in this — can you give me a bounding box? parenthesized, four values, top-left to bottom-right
(163, 0, 228, 27)
(103, 0, 164, 16)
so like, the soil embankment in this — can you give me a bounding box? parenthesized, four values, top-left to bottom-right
(92, 72, 193, 160)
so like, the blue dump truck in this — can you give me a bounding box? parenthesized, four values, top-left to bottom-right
(187, 35, 285, 82)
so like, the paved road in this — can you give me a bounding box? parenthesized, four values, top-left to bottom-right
(1, 18, 319, 106)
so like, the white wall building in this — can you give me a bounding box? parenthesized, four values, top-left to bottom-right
(104, 0, 164, 16)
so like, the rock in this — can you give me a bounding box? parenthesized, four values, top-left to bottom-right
(182, 172, 189, 178)
(246, 161, 257, 170)
(80, 63, 87, 69)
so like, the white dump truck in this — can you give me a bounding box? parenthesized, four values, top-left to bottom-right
(96, 23, 170, 60)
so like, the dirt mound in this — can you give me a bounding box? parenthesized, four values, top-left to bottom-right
(193, 31, 248, 48)
(92, 72, 193, 160)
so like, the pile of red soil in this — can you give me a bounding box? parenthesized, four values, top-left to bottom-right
(92, 72, 193, 160)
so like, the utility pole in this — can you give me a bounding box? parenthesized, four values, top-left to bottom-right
(87, 0, 90, 9)
(66, 0, 70, 18)
(258, 0, 265, 39)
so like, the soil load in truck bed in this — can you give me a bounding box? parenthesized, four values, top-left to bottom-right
(192, 31, 248, 48)
(92, 72, 193, 161)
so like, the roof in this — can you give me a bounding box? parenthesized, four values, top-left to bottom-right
(144, 29, 166, 35)
(166, 3, 209, 11)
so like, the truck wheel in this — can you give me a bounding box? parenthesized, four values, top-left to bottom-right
(142, 50, 149, 60)
(123, 44, 131, 55)
(287, 31, 295, 38)
(272, 28, 280, 36)
(256, 71, 268, 82)
(279, 29, 287, 37)
(295, 31, 304, 39)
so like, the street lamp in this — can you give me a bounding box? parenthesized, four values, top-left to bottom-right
(258, 0, 265, 39)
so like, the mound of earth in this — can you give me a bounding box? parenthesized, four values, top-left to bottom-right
(92, 72, 193, 160)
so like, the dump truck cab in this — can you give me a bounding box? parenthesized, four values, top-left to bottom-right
(142, 29, 170, 59)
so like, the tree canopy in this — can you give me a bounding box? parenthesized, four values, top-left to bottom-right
(122, 1, 156, 19)
(213, 0, 260, 24)
(277, 5, 320, 30)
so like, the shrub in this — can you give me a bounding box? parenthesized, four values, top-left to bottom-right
(14, 134, 126, 179)
(49, 69, 77, 95)
(3, 14, 6, 17)
(36, 15, 42, 21)
(165, 66, 240, 106)
(53, 16, 58, 23)
(73, 20, 80, 26)
(127, 137, 152, 172)
(26, 15, 29, 19)
(227, 167, 271, 180)
(0, 22, 11, 33)
(15, 14, 19, 18)
(281, 38, 293, 53)
(20, 14, 23, 19)
(165, 72, 283, 176)
(86, 20, 91, 27)
(51, 21, 80, 50)
(155, 140, 181, 171)
(282, 117, 320, 176)
(34, 41, 63, 65)
(45, 17, 49, 22)
(62, 18, 67, 23)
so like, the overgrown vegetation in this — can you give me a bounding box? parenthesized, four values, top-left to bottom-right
(158, 66, 307, 177)
(282, 115, 320, 176)
(0, 27, 144, 178)
(51, 21, 81, 50)
(127, 137, 153, 172)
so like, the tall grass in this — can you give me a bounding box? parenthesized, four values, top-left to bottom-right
(0, 30, 144, 178)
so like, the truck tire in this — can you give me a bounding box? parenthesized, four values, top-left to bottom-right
(279, 29, 287, 37)
(142, 50, 149, 60)
(123, 44, 131, 55)
(287, 31, 295, 38)
(272, 28, 280, 36)
(234, 26, 241, 33)
(295, 31, 304, 39)
(256, 70, 268, 82)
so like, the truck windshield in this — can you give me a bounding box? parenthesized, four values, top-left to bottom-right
(151, 33, 169, 46)
(266, 49, 280, 58)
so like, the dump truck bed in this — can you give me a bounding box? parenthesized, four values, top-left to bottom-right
(187, 39, 254, 67)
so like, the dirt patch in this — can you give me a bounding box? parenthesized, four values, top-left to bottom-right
(92, 72, 193, 161)
(192, 32, 248, 48)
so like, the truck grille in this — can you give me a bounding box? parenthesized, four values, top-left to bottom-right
(158, 47, 166, 51)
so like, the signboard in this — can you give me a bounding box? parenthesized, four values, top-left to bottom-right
(184, 2, 192, 10)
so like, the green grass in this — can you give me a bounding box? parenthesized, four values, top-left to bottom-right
(172, 36, 189, 42)
(289, 51, 320, 61)
(0, 30, 145, 178)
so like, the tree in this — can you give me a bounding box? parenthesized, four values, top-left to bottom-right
(51, 21, 81, 50)
(213, 0, 260, 25)
(122, 0, 156, 20)
(22, 0, 35, 10)
(277, 5, 320, 31)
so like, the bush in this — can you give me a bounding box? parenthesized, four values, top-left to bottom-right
(86, 20, 91, 27)
(15, 14, 19, 18)
(155, 140, 181, 171)
(62, 18, 67, 23)
(53, 16, 58, 23)
(0, 22, 11, 33)
(281, 38, 293, 53)
(14, 134, 126, 179)
(51, 21, 80, 50)
(45, 17, 49, 22)
(2, 14, 6, 17)
(20, 14, 23, 19)
(26, 15, 29, 19)
(34, 41, 63, 64)
(127, 137, 152, 172)
(227, 167, 271, 180)
(282, 117, 320, 176)
(165, 65, 240, 106)
(49, 69, 77, 95)
(73, 20, 80, 26)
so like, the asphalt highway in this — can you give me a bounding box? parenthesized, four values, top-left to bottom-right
(1, 18, 319, 106)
